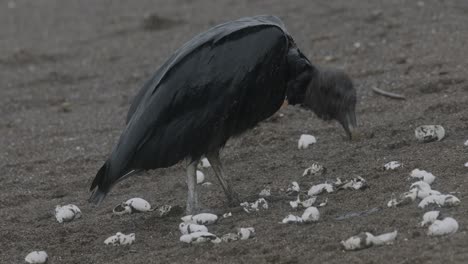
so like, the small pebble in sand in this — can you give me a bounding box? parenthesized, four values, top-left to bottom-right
(427, 217, 458, 236)
(25, 251, 48, 264)
(298, 134, 317, 149)
(104, 232, 135, 246)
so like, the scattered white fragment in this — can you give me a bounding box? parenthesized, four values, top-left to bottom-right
(301, 207, 320, 222)
(114, 198, 152, 215)
(25, 251, 48, 264)
(384, 161, 401, 170)
(221, 233, 239, 242)
(157, 205, 173, 217)
(179, 223, 208, 235)
(201, 182, 213, 187)
(298, 134, 317, 149)
(55, 204, 82, 223)
(414, 125, 445, 142)
(339, 177, 368, 190)
(199, 158, 211, 168)
(387, 190, 417, 208)
(341, 231, 397, 251)
(464, 162, 468, 168)
(428, 217, 458, 236)
(416, 189, 441, 199)
(286, 181, 300, 194)
(240, 198, 268, 213)
(421, 211, 441, 227)
(464, 140, 468, 146)
(282, 214, 304, 224)
(303, 163, 325, 176)
(307, 183, 334, 196)
(410, 181, 432, 192)
(196, 170, 205, 184)
(222, 212, 232, 218)
(410, 169, 435, 185)
(181, 213, 218, 225)
(418, 194, 460, 208)
(259, 187, 271, 197)
(319, 198, 328, 207)
(237, 227, 255, 240)
(289, 195, 316, 209)
(104, 232, 135, 246)
(180, 232, 221, 244)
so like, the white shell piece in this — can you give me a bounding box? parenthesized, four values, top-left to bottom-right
(181, 213, 218, 225)
(240, 198, 268, 213)
(259, 187, 271, 197)
(196, 170, 205, 184)
(201, 182, 213, 187)
(368, 230, 398, 246)
(104, 232, 135, 246)
(179, 223, 208, 235)
(464, 140, 468, 146)
(221, 233, 239, 242)
(341, 231, 397, 250)
(289, 199, 299, 209)
(25, 251, 48, 264)
(157, 205, 173, 217)
(237, 227, 255, 240)
(282, 214, 304, 224)
(410, 169, 435, 185)
(341, 233, 368, 250)
(113, 204, 132, 216)
(307, 183, 334, 196)
(200, 158, 211, 168)
(464, 162, 468, 168)
(301, 197, 317, 208)
(410, 181, 432, 192)
(286, 181, 300, 194)
(301, 207, 320, 222)
(319, 198, 328, 207)
(418, 194, 460, 208)
(125, 198, 151, 212)
(384, 161, 401, 170)
(428, 217, 459, 236)
(421, 211, 441, 227)
(222, 212, 232, 218)
(298, 134, 317, 149)
(55, 204, 82, 223)
(414, 125, 445, 142)
(340, 177, 368, 190)
(416, 189, 441, 199)
(302, 163, 325, 177)
(180, 232, 221, 244)
(388, 190, 418, 208)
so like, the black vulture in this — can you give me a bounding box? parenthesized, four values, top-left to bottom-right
(89, 15, 357, 214)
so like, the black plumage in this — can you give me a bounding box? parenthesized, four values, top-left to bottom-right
(89, 15, 357, 213)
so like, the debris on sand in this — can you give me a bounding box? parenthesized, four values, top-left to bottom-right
(303, 163, 326, 177)
(307, 183, 334, 196)
(113, 198, 152, 215)
(179, 223, 208, 235)
(464, 140, 468, 147)
(387, 190, 417, 207)
(418, 194, 460, 208)
(298, 134, 317, 149)
(286, 181, 300, 195)
(372, 87, 406, 100)
(282, 214, 304, 224)
(25, 251, 48, 264)
(421, 211, 441, 227)
(414, 125, 445, 142)
(55, 204, 81, 223)
(341, 230, 397, 251)
(181, 213, 218, 225)
(384, 161, 401, 170)
(196, 170, 205, 184)
(290, 195, 316, 209)
(222, 212, 232, 219)
(237, 227, 255, 240)
(259, 187, 271, 197)
(336, 176, 368, 190)
(104, 232, 135, 246)
(282, 207, 320, 224)
(240, 198, 268, 213)
(221, 233, 239, 242)
(199, 157, 211, 168)
(427, 217, 458, 236)
(410, 169, 435, 185)
(410, 181, 440, 199)
(180, 232, 221, 244)
(464, 162, 468, 168)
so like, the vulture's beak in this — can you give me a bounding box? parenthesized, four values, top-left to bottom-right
(340, 111, 359, 140)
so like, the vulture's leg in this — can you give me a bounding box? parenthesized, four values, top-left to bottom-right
(186, 159, 200, 214)
(206, 152, 239, 206)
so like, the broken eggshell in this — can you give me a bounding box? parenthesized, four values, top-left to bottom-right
(25, 251, 48, 264)
(338, 177, 368, 190)
(427, 217, 458, 236)
(421, 211, 441, 227)
(181, 213, 218, 225)
(282, 214, 304, 224)
(341, 230, 397, 251)
(237, 227, 256, 240)
(180, 232, 221, 244)
(196, 170, 205, 184)
(298, 134, 317, 149)
(301, 207, 320, 222)
(418, 194, 460, 208)
(179, 223, 208, 235)
(221, 233, 240, 242)
(307, 183, 334, 196)
(303, 163, 326, 177)
(55, 204, 82, 223)
(414, 125, 445, 142)
(259, 187, 271, 197)
(286, 181, 300, 195)
(410, 169, 435, 185)
(199, 158, 211, 168)
(240, 198, 268, 213)
(104, 232, 135, 246)
(384, 161, 401, 170)
(387, 190, 417, 208)
(113, 198, 152, 215)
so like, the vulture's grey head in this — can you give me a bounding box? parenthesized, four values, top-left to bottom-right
(287, 66, 358, 139)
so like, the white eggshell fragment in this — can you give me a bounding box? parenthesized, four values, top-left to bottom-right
(410, 169, 435, 185)
(368, 230, 398, 246)
(290, 195, 316, 209)
(387, 190, 417, 208)
(414, 125, 445, 142)
(179, 223, 208, 235)
(157, 205, 173, 217)
(303, 163, 326, 177)
(181, 213, 218, 225)
(340, 177, 368, 190)
(55, 204, 82, 223)
(196, 170, 205, 184)
(418, 194, 460, 208)
(298, 134, 317, 149)
(259, 187, 271, 197)
(104, 232, 135, 246)
(428, 217, 459, 236)
(286, 181, 300, 195)
(237, 227, 255, 240)
(240, 198, 268, 213)
(221, 233, 239, 242)
(307, 183, 334, 196)
(421, 211, 441, 227)
(125, 198, 151, 213)
(301, 207, 320, 222)
(201, 182, 213, 187)
(113, 204, 132, 216)
(464, 140, 468, 146)
(384, 161, 401, 170)
(25, 251, 48, 264)
(199, 158, 211, 168)
(464, 162, 468, 168)
(341, 231, 397, 251)
(282, 214, 304, 224)
(222, 212, 232, 218)
(180, 232, 221, 244)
